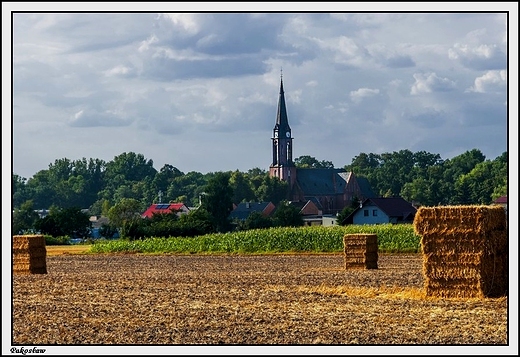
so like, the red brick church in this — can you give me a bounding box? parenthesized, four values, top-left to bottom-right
(269, 76, 375, 215)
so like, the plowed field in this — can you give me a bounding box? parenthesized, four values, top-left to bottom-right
(12, 253, 508, 347)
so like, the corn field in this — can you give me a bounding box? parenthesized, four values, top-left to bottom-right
(89, 224, 420, 254)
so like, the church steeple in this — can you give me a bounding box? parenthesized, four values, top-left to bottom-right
(275, 76, 291, 134)
(270, 72, 296, 185)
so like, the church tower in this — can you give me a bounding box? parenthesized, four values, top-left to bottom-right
(269, 75, 297, 186)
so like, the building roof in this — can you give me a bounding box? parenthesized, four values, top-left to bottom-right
(357, 176, 377, 198)
(296, 168, 349, 196)
(141, 203, 188, 218)
(364, 197, 417, 218)
(229, 202, 273, 221)
(343, 197, 416, 224)
(494, 195, 507, 204)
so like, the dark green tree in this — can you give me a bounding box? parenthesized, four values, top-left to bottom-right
(235, 211, 273, 231)
(201, 172, 234, 232)
(13, 174, 30, 209)
(336, 197, 361, 226)
(256, 176, 289, 205)
(176, 208, 214, 237)
(230, 170, 256, 204)
(272, 201, 304, 227)
(294, 155, 334, 168)
(151, 164, 184, 202)
(12, 200, 40, 234)
(107, 198, 143, 230)
(35, 206, 91, 238)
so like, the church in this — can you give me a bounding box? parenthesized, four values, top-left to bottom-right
(269, 76, 375, 215)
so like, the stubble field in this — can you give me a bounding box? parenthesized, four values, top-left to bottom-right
(12, 253, 508, 345)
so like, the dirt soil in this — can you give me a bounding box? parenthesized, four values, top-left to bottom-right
(12, 253, 508, 346)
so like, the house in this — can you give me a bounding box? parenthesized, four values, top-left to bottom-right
(342, 197, 417, 225)
(288, 200, 321, 216)
(493, 195, 507, 215)
(268, 75, 375, 215)
(141, 203, 190, 219)
(493, 195, 507, 214)
(288, 200, 339, 226)
(229, 202, 276, 221)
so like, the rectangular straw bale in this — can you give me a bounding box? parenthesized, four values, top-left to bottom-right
(12, 235, 47, 274)
(425, 279, 484, 299)
(414, 205, 506, 236)
(420, 231, 507, 255)
(343, 234, 378, 270)
(414, 206, 507, 298)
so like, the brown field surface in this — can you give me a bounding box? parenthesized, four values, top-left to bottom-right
(12, 253, 508, 346)
(45, 245, 91, 256)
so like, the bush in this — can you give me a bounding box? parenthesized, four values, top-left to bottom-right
(44, 235, 71, 245)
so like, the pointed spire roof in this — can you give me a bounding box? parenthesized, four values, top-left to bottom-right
(275, 75, 290, 131)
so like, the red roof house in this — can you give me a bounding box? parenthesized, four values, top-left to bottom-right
(141, 203, 190, 219)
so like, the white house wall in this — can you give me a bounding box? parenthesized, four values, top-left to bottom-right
(352, 203, 390, 225)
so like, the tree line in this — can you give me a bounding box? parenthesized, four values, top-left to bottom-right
(12, 148, 507, 238)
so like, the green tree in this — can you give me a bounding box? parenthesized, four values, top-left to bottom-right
(272, 201, 304, 227)
(35, 206, 91, 238)
(151, 164, 184, 202)
(167, 171, 207, 207)
(295, 155, 334, 168)
(107, 198, 143, 229)
(256, 176, 289, 205)
(12, 200, 40, 234)
(442, 149, 486, 204)
(230, 170, 256, 204)
(13, 174, 29, 209)
(455, 156, 507, 205)
(176, 208, 214, 236)
(336, 197, 361, 226)
(201, 172, 234, 232)
(235, 211, 273, 231)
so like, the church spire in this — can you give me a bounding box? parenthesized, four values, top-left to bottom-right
(276, 71, 290, 132)
(270, 71, 295, 185)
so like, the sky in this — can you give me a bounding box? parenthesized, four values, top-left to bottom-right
(5, 3, 518, 182)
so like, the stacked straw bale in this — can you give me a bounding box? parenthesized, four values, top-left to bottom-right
(414, 205, 507, 298)
(13, 235, 47, 274)
(343, 234, 378, 269)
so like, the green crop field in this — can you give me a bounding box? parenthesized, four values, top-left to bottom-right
(89, 224, 420, 254)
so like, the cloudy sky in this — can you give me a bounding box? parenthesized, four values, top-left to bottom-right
(6, 3, 517, 180)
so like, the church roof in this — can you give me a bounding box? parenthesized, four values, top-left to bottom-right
(295, 168, 348, 195)
(356, 176, 377, 198)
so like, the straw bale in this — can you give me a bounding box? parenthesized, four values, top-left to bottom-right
(13, 235, 47, 250)
(12, 235, 47, 274)
(343, 234, 378, 270)
(414, 205, 506, 236)
(414, 206, 508, 298)
(425, 279, 484, 299)
(421, 231, 507, 255)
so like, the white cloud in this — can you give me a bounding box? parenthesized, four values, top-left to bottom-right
(411, 72, 456, 95)
(159, 13, 200, 34)
(448, 43, 506, 70)
(104, 65, 133, 77)
(350, 88, 380, 103)
(467, 70, 507, 93)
